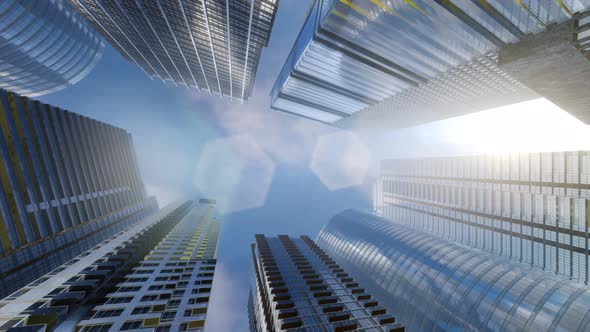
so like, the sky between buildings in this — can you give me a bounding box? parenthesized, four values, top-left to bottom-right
(37, 0, 590, 330)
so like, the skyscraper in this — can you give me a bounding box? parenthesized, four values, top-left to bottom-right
(249, 234, 405, 331)
(0, 1, 104, 97)
(375, 152, 590, 283)
(69, 0, 280, 101)
(0, 200, 213, 331)
(316, 209, 590, 331)
(75, 199, 220, 331)
(271, 0, 590, 127)
(0, 88, 157, 299)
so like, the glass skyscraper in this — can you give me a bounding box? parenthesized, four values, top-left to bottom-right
(317, 209, 590, 332)
(69, 0, 280, 101)
(271, 0, 590, 126)
(249, 234, 404, 331)
(0, 88, 157, 299)
(0, 200, 218, 331)
(0, 1, 104, 97)
(375, 152, 590, 284)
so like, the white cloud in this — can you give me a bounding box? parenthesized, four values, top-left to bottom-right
(144, 182, 180, 207)
(210, 79, 331, 166)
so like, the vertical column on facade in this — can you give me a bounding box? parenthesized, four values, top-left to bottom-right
(106, 125, 132, 208)
(28, 101, 69, 231)
(88, 120, 115, 214)
(15, 96, 60, 235)
(38, 104, 77, 228)
(68, 113, 100, 220)
(57, 110, 92, 223)
(55, 107, 90, 223)
(101, 125, 129, 210)
(46, 106, 84, 226)
(0, 100, 37, 245)
(0, 90, 46, 238)
(125, 132, 147, 200)
(75, 115, 106, 217)
(115, 129, 139, 205)
(91, 121, 117, 212)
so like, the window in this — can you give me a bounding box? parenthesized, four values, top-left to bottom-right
(106, 296, 132, 304)
(121, 320, 142, 330)
(93, 309, 123, 318)
(118, 286, 141, 292)
(191, 288, 211, 294)
(161, 311, 176, 322)
(82, 324, 112, 332)
(168, 299, 181, 308)
(131, 306, 151, 315)
(140, 295, 158, 302)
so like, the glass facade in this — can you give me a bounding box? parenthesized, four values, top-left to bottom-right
(0, 201, 194, 331)
(0, 88, 157, 299)
(376, 152, 590, 284)
(250, 234, 404, 331)
(70, 0, 279, 101)
(271, 0, 590, 124)
(317, 209, 590, 332)
(0, 0, 104, 97)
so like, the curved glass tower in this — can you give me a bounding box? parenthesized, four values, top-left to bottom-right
(317, 209, 590, 332)
(0, 0, 104, 97)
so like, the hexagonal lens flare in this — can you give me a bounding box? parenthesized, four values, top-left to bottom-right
(310, 131, 371, 191)
(194, 134, 275, 214)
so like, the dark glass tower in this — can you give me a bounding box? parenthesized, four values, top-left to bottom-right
(69, 0, 280, 101)
(249, 234, 405, 331)
(0, 88, 157, 299)
(0, 199, 220, 332)
(317, 209, 590, 332)
(0, 1, 104, 97)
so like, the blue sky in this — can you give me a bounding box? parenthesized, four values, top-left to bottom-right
(36, 0, 590, 330)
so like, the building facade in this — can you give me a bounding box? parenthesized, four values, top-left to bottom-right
(69, 0, 280, 101)
(271, 0, 589, 126)
(375, 152, 590, 284)
(0, 199, 220, 332)
(249, 234, 404, 331)
(75, 199, 220, 331)
(0, 88, 157, 299)
(0, 0, 104, 97)
(317, 209, 590, 331)
(0, 200, 195, 331)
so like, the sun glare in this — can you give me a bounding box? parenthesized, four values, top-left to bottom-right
(445, 98, 590, 153)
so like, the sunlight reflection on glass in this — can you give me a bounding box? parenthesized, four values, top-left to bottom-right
(193, 134, 275, 214)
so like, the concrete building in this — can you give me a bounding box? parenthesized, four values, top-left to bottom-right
(0, 88, 157, 299)
(374, 152, 590, 283)
(249, 234, 404, 331)
(317, 209, 590, 331)
(69, 0, 280, 101)
(0, 199, 220, 332)
(0, 0, 104, 96)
